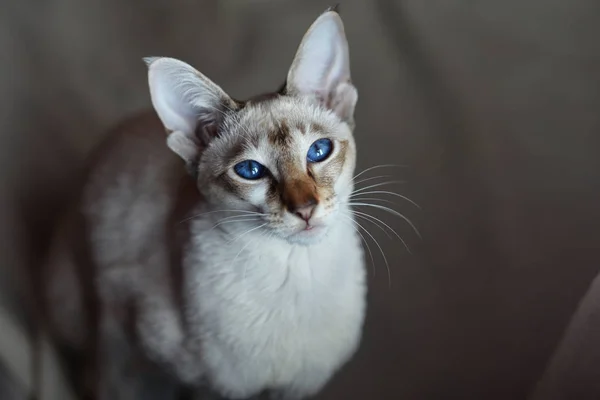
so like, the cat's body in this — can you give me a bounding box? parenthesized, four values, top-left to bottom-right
(42, 9, 366, 400)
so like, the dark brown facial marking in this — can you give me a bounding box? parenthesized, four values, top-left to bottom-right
(295, 122, 306, 134)
(280, 178, 320, 214)
(310, 123, 326, 135)
(266, 178, 279, 203)
(223, 140, 245, 161)
(269, 118, 291, 145)
(217, 173, 248, 200)
(249, 133, 260, 148)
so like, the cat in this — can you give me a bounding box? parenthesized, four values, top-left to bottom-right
(41, 6, 366, 400)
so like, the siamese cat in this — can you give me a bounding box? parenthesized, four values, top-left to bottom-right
(43, 6, 366, 400)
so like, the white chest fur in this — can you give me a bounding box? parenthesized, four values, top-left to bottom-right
(186, 219, 366, 399)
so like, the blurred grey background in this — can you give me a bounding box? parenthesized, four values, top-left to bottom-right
(1, 0, 600, 399)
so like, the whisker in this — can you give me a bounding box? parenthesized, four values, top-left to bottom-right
(352, 180, 406, 195)
(350, 190, 421, 209)
(180, 209, 266, 224)
(339, 213, 376, 276)
(353, 174, 394, 186)
(352, 215, 392, 288)
(214, 213, 264, 221)
(210, 255, 255, 269)
(351, 210, 411, 253)
(352, 164, 406, 181)
(351, 211, 392, 240)
(211, 216, 263, 231)
(348, 202, 421, 239)
(347, 197, 399, 206)
(227, 223, 268, 244)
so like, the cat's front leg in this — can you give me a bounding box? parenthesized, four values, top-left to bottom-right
(188, 390, 265, 400)
(268, 371, 331, 400)
(90, 307, 147, 400)
(268, 390, 306, 400)
(186, 386, 227, 400)
(135, 288, 204, 385)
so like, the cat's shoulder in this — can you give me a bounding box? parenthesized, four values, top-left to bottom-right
(72, 110, 202, 266)
(69, 110, 202, 253)
(81, 110, 186, 203)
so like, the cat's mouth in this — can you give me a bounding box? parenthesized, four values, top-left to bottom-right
(287, 220, 327, 243)
(302, 222, 324, 233)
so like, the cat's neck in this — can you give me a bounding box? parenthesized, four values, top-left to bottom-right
(186, 210, 353, 292)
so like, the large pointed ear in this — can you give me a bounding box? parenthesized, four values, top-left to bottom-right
(144, 57, 238, 165)
(286, 8, 358, 124)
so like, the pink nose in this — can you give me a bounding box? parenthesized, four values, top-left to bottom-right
(294, 204, 316, 221)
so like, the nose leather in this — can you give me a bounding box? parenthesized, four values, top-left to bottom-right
(281, 178, 319, 221)
(292, 203, 317, 221)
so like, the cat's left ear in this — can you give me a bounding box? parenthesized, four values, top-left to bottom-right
(286, 8, 358, 124)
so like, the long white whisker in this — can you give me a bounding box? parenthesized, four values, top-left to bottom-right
(352, 210, 411, 253)
(351, 211, 392, 240)
(347, 197, 399, 206)
(210, 255, 255, 269)
(350, 191, 421, 209)
(227, 223, 268, 244)
(352, 164, 406, 181)
(214, 213, 264, 222)
(352, 180, 406, 195)
(353, 174, 394, 186)
(340, 213, 376, 276)
(211, 216, 263, 231)
(180, 209, 266, 224)
(352, 215, 392, 288)
(348, 202, 421, 239)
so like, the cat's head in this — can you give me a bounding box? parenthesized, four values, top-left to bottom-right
(145, 8, 357, 245)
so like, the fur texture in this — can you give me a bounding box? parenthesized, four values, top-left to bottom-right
(43, 9, 365, 400)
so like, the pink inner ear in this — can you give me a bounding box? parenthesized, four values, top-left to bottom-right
(195, 121, 220, 147)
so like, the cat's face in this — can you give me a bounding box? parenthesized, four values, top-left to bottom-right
(198, 97, 356, 244)
(146, 8, 358, 245)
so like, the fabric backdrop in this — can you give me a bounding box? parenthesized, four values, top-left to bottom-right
(1, 0, 599, 398)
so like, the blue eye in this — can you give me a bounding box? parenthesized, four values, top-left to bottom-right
(233, 160, 266, 180)
(307, 138, 333, 163)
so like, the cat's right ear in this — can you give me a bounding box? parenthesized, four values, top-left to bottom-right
(144, 57, 237, 164)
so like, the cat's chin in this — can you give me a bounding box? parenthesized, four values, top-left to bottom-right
(284, 225, 329, 246)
